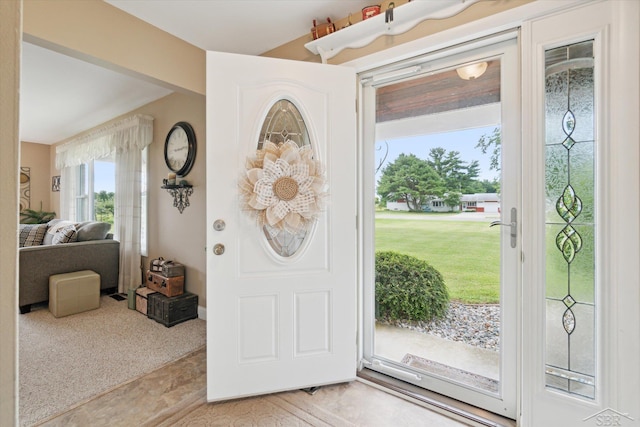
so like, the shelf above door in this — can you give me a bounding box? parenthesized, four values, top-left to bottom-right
(304, 0, 479, 63)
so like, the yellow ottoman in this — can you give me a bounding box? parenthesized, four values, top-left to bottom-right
(49, 270, 100, 318)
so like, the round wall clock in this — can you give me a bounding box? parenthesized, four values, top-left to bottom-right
(164, 121, 197, 177)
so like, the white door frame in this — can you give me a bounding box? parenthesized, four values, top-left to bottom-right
(347, 1, 639, 425)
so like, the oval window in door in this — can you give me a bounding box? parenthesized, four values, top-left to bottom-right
(251, 99, 322, 258)
(259, 99, 311, 148)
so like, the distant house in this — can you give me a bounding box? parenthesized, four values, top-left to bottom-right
(428, 198, 458, 213)
(460, 193, 500, 213)
(386, 197, 410, 211)
(386, 193, 500, 213)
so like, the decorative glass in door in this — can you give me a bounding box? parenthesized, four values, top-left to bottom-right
(544, 40, 596, 399)
(240, 99, 325, 258)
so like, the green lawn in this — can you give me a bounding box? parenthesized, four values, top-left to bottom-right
(375, 214, 500, 304)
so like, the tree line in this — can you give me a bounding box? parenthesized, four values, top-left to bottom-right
(377, 128, 501, 212)
(95, 190, 115, 223)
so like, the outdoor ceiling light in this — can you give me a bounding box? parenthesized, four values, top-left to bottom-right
(456, 61, 488, 80)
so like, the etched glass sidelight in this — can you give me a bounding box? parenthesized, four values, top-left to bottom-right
(544, 41, 596, 399)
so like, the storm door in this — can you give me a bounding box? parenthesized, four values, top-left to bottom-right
(360, 38, 519, 418)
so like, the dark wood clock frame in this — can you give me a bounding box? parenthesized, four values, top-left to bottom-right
(164, 121, 197, 177)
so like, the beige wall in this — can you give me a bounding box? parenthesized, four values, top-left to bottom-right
(20, 141, 52, 214)
(138, 93, 207, 306)
(0, 0, 20, 424)
(23, 0, 205, 95)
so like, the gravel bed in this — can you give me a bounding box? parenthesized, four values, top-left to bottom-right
(379, 302, 501, 351)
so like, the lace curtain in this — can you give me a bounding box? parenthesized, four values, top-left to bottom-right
(56, 114, 153, 293)
(55, 114, 154, 169)
(115, 148, 142, 293)
(59, 166, 77, 221)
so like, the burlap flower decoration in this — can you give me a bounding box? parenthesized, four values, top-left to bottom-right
(239, 140, 326, 233)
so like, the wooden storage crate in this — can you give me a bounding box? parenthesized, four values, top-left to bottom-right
(147, 292, 198, 327)
(135, 287, 157, 315)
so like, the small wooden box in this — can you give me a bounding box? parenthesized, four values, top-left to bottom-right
(146, 270, 184, 297)
(135, 287, 157, 315)
(147, 292, 198, 327)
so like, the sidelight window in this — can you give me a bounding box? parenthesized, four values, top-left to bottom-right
(544, 40, 596, 399)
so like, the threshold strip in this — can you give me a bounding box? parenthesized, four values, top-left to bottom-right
(357, 368, 515, 427)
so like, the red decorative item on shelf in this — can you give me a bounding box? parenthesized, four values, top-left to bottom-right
(311, 18, 336, 40)
(362, 5, 381, 20)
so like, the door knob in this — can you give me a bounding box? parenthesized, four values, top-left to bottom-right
(213, 219, 225, 231)
(213, 243, 225, 255)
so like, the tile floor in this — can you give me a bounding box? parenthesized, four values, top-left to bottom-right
(37, 347, 473, 427)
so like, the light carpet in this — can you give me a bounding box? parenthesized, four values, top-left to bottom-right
(19, 295, 206, 426)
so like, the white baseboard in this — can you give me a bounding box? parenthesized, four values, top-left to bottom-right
(197, 305, 206, 320)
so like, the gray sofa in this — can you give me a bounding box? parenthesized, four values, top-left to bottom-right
(18, 220, 120, 314)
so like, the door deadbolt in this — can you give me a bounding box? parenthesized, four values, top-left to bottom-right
(213, 243, 225, 255)
(213, 219, 226, 231)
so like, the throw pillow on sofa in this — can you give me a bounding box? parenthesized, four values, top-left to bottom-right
(19, 223, 48, 247)
(52, 224, 78, 244)
(76, 221, 111, 241)
(44, 219, 77, 245)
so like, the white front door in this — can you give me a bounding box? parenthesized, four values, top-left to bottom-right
(205, 52, 356, 401)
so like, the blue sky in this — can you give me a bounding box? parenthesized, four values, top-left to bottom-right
(93, 126, 498, 195)
(94, 160, 115, 193)
(375, 125, 499, 184)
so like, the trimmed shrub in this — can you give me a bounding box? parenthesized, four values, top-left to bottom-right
(375, 251, 449, 322)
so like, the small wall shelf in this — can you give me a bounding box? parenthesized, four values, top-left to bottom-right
(162, 184, 193, 214)
(304, 0, 479, 63)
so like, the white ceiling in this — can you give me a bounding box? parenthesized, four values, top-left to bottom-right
(20, 42, 173, 144)
(106, 0, 372, 55)
(21, 0, 372, 145)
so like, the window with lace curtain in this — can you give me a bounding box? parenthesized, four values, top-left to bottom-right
(56, 114, 153, 292)
(74, 157, 116, 229)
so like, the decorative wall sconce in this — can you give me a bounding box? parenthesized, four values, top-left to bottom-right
(162, 182, 193, 214)
(456, 61, 488, 80)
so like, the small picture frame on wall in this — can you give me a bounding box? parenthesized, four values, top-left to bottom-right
(52, 175, 60, 192)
